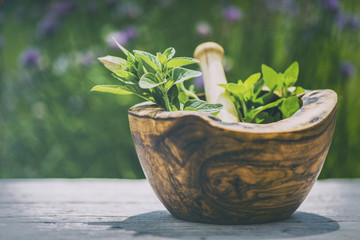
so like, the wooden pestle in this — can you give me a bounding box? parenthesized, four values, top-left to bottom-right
(194, 42, 239, 122)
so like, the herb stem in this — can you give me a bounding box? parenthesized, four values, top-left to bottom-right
(180, 82, 199, 100)
(161, 88, 172, 112)
(239, 96, 247, 119)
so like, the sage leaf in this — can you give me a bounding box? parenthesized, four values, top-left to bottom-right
(94, 46, 222, 113)
(163, 47, 175, 60)
(167, 85, 180, 111)
(134, 50, 160, 71)
(139, 73, 165, 89)
(157, 53, 167, 65)
(91, 85, 132, 95)
(98, 56, 127, 73)
(167, 57, 199, 69)
(115, 70, 137, 83)
(112, 38, 135, 60)
(184, 99, 223, 113)
(172, 67, 202, 84)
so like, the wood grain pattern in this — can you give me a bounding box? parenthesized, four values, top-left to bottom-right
(128, 89, 338, 224)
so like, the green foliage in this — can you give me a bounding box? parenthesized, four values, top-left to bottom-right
(220, 62, 305, 123)
(92, 42, 222, 113)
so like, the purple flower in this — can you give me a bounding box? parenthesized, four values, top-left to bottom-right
(196, 21, 212, 37)
(223, 6, 242, 22)
(124, 27, 137, 39)
(49, 1, 76, 18)
(319, 0, 340, 12)
(340, 61, 356, 79)
(106, 27, 137, 49)
(348, 16, 359, 30)
(37, 16, 60, 37)
(107, 31, 128, 49)
(77, 51, 95, 67)
(336, 13, 347, 29)
(336, 13, 359, 31)
(20, 48, 41, 68)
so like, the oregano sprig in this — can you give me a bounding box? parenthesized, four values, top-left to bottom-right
(92, 40, 223, 114)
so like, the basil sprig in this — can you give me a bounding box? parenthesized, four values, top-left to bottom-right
(219, 62, 305, 123)
(92, 40, 222, 114)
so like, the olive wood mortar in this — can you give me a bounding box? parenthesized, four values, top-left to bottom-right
(128, 89, 337, 224)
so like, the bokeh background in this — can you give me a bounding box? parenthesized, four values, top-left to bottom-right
(0, 0, 359, 179)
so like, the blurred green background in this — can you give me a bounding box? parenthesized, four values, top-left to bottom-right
(0, 0, 359, 179)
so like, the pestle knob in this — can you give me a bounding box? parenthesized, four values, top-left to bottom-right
(194, 42, 239, 122)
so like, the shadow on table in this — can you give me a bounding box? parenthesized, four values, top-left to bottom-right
(88, 211, 339, 239)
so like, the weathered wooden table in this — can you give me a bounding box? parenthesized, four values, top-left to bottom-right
(0, 179, 359, 240)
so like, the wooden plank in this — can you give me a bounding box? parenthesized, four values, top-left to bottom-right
(0, 179, 359, 240)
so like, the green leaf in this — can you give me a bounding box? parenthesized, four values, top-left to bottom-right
(222, 83, 247, 95)
(292, 86, 305, 95)
(167, 57, 199, 69)
(151, 87, 165, 106)
(112, 38, 135, 59)
(157, 53, 167, 65)
(167, 85, 180, 110)
(184, 99, 223, 113)
(284, 61, 299, 87)
(91, 85, 132, 95)
(253, 92, 275, 105)
(133, 55, 146, 76)
(248, 98, 284, 121)
(253, 78, 265, 97)
(164, 79, 174, 91)
(98, 56, 127, 73)
(244, 73, 261, 88)
(114, 70, 137, 83)
(254, 112, 269, 124)
(258, 98, 284, 112)
(134, 50, 160, 71)
(262, 64, 279, 91)
(139, 73, 165, 89)
(172, 67, 202, 84)
(279, 96, 300, 118)
(163, 47, 175, 60)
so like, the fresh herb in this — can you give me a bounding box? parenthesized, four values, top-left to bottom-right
(219, 61, 305, 123)
(91, 40, 223, 114)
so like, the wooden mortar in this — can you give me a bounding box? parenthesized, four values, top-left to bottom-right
(128, 89, 337, 224)
(128, 43, 338, 224)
